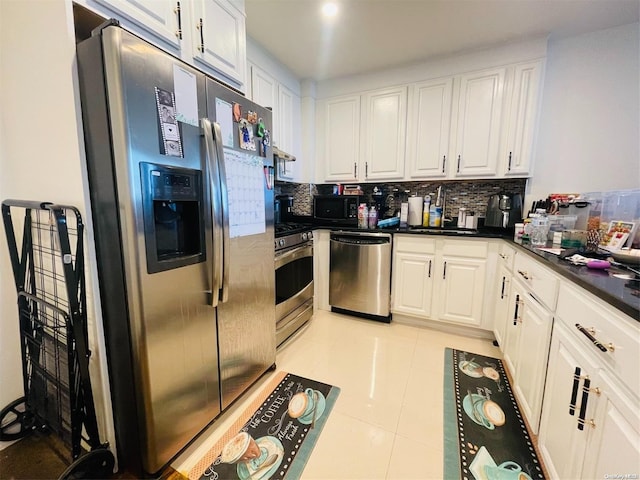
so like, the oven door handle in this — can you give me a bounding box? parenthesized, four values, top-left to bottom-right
(276, 244, 313, 269)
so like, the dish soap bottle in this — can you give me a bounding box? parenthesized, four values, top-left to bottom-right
(368, 204, 378, 229)
(422, 196, 431, 227)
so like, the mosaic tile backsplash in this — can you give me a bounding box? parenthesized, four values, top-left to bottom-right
(275, 179, 527, 220)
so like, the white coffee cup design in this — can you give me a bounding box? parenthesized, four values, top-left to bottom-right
(288, 388, 317, 420)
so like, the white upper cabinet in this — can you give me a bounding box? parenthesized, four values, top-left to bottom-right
(360, 86, 407, 180)
(276, 84, 300, 180)
(278, 84, 295, 154)
(321, 87, 407, 182)
(80, 0, 247, 92)
(406, 77, 454, 179)
(452, 67, 506, 177)
(247, 61, 302, 182)
(502, 60, 544, 176)
(191, 0, 247, 90)
(249, 63, 278, 135)
(87, 0, 182, 52)
(322, 95, 361, 182)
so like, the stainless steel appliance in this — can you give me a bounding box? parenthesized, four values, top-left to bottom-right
(485, 193, 524, 228)
(329, 232, 392, 322)
(313, 194, 364, 226)
(275, 223, 314, 346)
(77, 24, 275, 475)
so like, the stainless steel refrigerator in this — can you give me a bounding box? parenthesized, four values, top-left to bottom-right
(76, 23, 276, 475)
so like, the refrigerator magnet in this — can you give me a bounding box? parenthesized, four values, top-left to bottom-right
(233, 102, 242, 122)
(155, 87, 183, 157)
(247, 110, 258, 124)
(238, 118, 256, 151)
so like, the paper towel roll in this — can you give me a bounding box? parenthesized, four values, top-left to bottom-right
(408, 196, 423, 226)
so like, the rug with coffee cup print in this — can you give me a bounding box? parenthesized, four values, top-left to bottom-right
(444, 348, 546, 480)
(184, 372, 340, 480)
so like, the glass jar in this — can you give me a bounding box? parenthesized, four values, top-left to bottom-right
(530, 210, 550, 246)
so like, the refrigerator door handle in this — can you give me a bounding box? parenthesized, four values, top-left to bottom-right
(212, 122, 230, 303)
(202, 118, 222, 306)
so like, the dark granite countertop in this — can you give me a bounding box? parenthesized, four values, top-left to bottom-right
(507, 241, 640, 321)
(311, 222, 640, 320)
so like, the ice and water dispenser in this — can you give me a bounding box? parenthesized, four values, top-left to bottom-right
(140, 162, 205, 273)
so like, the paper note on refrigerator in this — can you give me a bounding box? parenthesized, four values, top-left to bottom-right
(172, 65, 199, 126)
(224, 148, 266, 238)
(215, 98, 235, 147)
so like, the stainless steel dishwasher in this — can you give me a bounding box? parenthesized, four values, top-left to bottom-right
(329, 231, 392, 322)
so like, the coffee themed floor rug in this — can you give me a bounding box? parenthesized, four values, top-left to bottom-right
(443, 348, 546, 480)
(185, 372, 340, 480)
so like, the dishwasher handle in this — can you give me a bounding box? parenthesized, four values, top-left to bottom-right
(330, 233, 391, 245)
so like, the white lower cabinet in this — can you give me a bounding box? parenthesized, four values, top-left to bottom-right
(391, 236, 488, 328)
(500, 251, 556, 434)
(391, 240, 436, 318)
(492, 243, 516, 347)
(538, 282, 640, 478)
(436, 254, 486, 326)
(511, 292, 553, 433)
(539, 323, 640, 479)
(537, 323, 597, 478)
(585, 370, 640, 479)
(501, 278, 525, 375)
(493, 264, 511, 347)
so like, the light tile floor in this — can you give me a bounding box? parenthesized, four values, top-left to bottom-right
(173, 310, 501, 479)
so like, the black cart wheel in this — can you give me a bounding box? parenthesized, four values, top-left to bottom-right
(58, 449, 116, 480)
(0, 396, 35, 441)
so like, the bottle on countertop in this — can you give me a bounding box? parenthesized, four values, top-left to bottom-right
(422, 195, 431, 227)
(429, 203, 442, 227)
(358, 203, 369, 229)
(368, 204, 378, 229)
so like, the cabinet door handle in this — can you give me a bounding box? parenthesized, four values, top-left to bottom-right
(569, 367, 581, 416)
(513, 294, 520, 325)
(508, 151, 512, 171)
(354, 162, 357, 178)
(442, 155, 446, 173)
(457, 155, 461, 173)
(175, 2, 183, 39)
(365, 162, 368, 178)
(443, 261, 447, 279)
(577, 377, 591, 430)
(575, 323, 615, 352)
(500, 276, 506, 299)
(517, 269, 530, 280)
(428, 259, 432, 278)
(197, 18, 204, 52)
(576, 378, 600, 431)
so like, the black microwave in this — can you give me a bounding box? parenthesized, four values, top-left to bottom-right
(313, 195, 364, 225)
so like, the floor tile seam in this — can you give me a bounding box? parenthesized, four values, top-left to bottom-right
(388, 337, 419, 433)
(334, 409, 398, 438)
(393, 431, 444, 453)
(330, 404, 403, 434)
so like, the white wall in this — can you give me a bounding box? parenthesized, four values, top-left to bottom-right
(0, 0, 115, 454)
(527, 22, 640, 205)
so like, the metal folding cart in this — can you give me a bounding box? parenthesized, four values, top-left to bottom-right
(1, 200, 115, 479)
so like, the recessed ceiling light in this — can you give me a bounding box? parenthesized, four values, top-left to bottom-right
(321, 2, 338, 17)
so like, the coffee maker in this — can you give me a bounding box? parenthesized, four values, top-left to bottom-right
(485, 193, 523, 228)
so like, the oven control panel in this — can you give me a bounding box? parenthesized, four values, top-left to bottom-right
(275, 230, 314, 252)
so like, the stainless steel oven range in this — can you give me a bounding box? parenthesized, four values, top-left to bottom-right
(275, 223, 314, 347)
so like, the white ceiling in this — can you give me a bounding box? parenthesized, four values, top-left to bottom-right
(245, 0, 640, 81)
